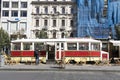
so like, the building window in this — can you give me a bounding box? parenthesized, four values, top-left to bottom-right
(70, 20, 73, 27)
(62, 20, 65, 26)
(3, 2, 9, 8)
(12, 2, 18, 8)
(10, 22, 17, 33)
(21, 11, 27, 17)
(44, 7, 48, 14)
(61, 33, 65, 38)
(2, 22, 8, 31)
(53, 20, 56, 27)
(36, 7, 39, 14)
(36, 20, 39, 27)
(53, 32, 56, 38)
(11, 10, 18, 17)
(20, 22, 27, 33)
(2, 10, 9, 17)
(71, 8, 74, 14)
(21, 2, 27, 8)
(62, 7, 65, 14)
(53, 7, 57, 13)
(44, 20, 48, 26)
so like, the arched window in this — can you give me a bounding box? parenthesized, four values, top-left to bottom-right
(61, 33, 65, 38)
(35, 31, 39, 37)
(53, 32, 56, 38)
(36, 20, 39, 27)
(70, 32, 73, 37)
(62, 7, 65, 14)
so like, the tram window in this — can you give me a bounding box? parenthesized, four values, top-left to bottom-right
(61, 43, 64, 50)
(79, 43, 88, 50)
(102, 43, 107, 51)
(34, 43, 45, 50)
(23, 43, 32, 50)
(56, 43, 64, 50)
(91, 43, 100, 51)
(57, 43, 59, 50)
(67, 43, 77, 50)
(12, 43, 21, 50)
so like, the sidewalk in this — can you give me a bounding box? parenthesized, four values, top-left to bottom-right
(1, 63, 120, 72)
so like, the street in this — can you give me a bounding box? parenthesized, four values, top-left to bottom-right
(0, 71, 120, 80)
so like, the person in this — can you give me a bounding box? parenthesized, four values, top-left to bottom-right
(34, 48, 39, 65)
(110, 57, 115, 64)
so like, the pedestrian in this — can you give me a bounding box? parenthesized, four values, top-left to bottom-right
(110, 57, 115, 64)
(34, 48, 39, 65)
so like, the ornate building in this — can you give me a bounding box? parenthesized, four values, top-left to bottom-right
(31, 0, 76, 38)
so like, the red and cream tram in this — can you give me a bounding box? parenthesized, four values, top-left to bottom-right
(10, 38, 109, 63)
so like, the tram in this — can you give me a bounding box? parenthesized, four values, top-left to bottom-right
(10, 38, 109, 64)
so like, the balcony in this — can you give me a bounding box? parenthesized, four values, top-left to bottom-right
(31, 1, 76, 5)
(32, 12, 74, 16)
(60, 27, 65, 31)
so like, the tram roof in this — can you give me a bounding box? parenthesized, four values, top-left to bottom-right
(110, 40, 120, 46)
(11, 38, 101, 43)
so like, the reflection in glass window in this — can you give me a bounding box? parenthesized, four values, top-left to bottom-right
(12, 2, 18, 8)
(23, 43, 32, 50)
(12, 43, 21, 50)
(3, 2, 9, 8)
(2, 10, 9, 16)
(21, 2, 27, 8)
(91, 43, 100, 51)
(11, 10, 18, 17)
(67, 43, 77, 50)
(79, 43, 88, 50)
(20, 11, 27, 17)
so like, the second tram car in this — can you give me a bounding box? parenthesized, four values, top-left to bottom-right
(10, 38, 109, 64)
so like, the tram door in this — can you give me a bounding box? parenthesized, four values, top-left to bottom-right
(55, 42, 64, 60)
(47, 45, 55, 60)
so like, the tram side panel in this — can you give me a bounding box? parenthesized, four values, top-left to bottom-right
(56, 50, 109, 63)
(11, 50, 47, 63)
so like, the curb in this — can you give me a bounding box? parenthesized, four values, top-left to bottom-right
(0, 68, 120, 72)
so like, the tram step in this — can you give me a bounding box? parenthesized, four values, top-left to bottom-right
(46, 60, 55, 64)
